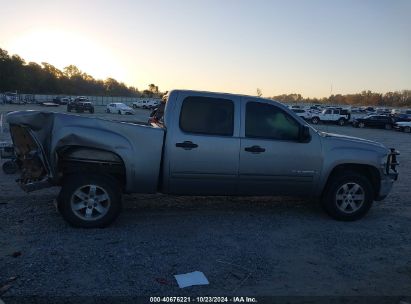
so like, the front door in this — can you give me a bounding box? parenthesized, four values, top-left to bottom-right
(238, 99, 322, 196)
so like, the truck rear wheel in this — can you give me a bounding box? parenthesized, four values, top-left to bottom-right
(404, 126, 411, 133)
(57, 174, 122, 228)
(321, 171, 374, 221)
(385, 123, 392, 130)
(338, 118, 345, 126)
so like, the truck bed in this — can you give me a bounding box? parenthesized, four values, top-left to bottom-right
(7, 111, 165, 193)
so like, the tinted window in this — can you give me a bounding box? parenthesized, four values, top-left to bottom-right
(180, 96, 234, 136)
(246, 102, 300, 141)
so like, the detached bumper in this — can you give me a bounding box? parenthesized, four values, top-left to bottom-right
(376, 173, 398, 201)
(376, 148, 399, 201)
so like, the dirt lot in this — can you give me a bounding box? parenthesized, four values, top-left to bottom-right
(0, 104, 410, 300)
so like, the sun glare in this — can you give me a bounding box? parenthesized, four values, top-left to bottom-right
(7, 29, 127, 83)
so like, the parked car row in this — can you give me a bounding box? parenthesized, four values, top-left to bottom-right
(288, 103, 411, 133)
(62, 98, 155, 115)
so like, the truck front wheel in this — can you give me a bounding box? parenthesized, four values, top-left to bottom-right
(57, 174, 122, 228)
(321, 171, 374, 221)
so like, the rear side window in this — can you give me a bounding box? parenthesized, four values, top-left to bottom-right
(180, 96, 234, 136)
(246, 102, 300, 141)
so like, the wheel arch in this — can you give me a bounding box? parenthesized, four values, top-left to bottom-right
(57, 146, 127, 190)
(321, 163, 381, 200)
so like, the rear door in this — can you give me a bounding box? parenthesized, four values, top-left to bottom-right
(166, 93, 241, 195)
(238, 99, 322, 196)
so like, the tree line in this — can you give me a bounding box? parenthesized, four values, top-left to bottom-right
(270, 90, 411, 107)
(0, 48, 161, 97)
(1, 47, 410, 106)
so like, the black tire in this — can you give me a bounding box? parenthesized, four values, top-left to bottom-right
(57, 174, 122, 228)
(321, 171, 374, 221)
(118, 110, 121, 115)
(311, 117, 320, 124)
(90, 108, 94, 114)
(106, 108, 110, 113)
(2, 160, 19, 174)
(67, 107, 71, 112)
(338, 118, 345, 126)
(385, 123, 392, 130)
(404, 126, 411, 133)
(358, 122, 365, 128)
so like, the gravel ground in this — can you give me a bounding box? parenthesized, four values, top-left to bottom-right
(0, 104, 410, 300)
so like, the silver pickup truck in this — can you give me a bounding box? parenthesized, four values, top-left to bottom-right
(6, 90, 399, 228)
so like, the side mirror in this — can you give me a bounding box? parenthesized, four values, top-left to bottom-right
(300, 125, 311, 142)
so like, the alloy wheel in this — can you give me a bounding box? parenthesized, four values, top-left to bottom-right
(70, 185, 111, 221)
(335, 183, 365, 214)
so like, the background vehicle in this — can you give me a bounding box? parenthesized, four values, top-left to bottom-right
(132, 99, 160, 109)
(3, 92, 26, 104)
(311, 108, 351, 126)
(106, 103, 135, 115)
(7, 90, 399, 228)
(53, 96, 70, 105)
(394, 121, 411, 133)
(0, 141, 20, 174)
(361, 106, 376, 113)
(291, 108, 312, 120)
(392, 113, 411, 122)
(288, 105, 302, 110)
(352, 115, 396, 129)
(308, 105, 322, 114)
(67, 97, 94, 113)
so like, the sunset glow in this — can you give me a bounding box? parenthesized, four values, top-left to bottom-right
(1, 0, 410, 97)
(7, 28, 128, 83)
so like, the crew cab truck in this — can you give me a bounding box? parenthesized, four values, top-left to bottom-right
(7, 90, 399, 228)
(311, 108, 351, 126)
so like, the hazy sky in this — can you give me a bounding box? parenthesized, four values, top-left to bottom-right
(0, 0, 410, 97)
